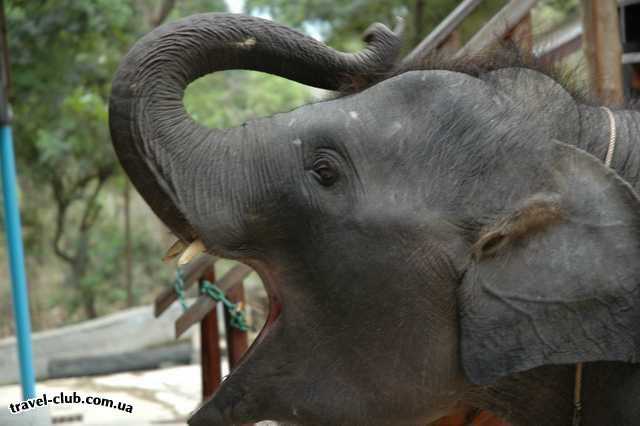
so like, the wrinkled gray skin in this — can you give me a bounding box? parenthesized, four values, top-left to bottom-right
(109, 14, 640, 426)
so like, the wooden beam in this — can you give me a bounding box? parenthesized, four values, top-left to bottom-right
(154, 254, 216, 317)
(175, 263, 253, 337)
(540, 35, 582, 64)
(534, 18, 583, 63)
(200, 265, 222, 399)
(402, 0, 484, 66)
(457, 0, 540, 57)
(623, 52, 640, 64)
(580, 0, 624, 105)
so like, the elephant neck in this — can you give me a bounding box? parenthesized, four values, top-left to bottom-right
(466, 364, 574, 426)
(577, 105, 640, 190)
(465, 362, 640, 426)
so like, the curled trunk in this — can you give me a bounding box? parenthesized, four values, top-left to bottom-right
(109, 13, 402, 243)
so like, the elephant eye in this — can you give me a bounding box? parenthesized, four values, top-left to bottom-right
(312, 158, 338, 186)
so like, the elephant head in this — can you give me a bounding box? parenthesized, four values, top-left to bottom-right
(109, 13, 640, 426)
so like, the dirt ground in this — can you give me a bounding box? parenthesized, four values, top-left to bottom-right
(0, 365, 273, 425)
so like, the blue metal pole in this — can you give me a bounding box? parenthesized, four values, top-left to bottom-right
(0, 124, 36, 399)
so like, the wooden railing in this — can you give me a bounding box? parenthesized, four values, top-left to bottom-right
(402, 0, 484, 65)
(154, 254, 251, 407)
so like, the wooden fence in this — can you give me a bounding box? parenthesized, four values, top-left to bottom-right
(154, 254, 252, 401)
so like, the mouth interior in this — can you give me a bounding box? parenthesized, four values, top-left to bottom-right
(258, 286, 282, 342)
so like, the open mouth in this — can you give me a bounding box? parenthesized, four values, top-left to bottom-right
(256, 279, 282, 343)
(173, 241, 284, 370)
(233, 261, 283, 365)
(179, 245, 291, 425)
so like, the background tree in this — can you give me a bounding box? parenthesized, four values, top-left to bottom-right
(8, 0, 135, 319)
(244, 0, 506, 52)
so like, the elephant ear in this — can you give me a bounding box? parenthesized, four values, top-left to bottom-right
(459, 140, 640, 385)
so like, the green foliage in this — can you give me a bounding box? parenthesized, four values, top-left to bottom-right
(244, 0, 506, 52)
(8, 0, 132, 178)
(186, 71, 313, 129)
(533, 0, 580, 34)
(172, 0, 228, 18)
(35, 89, 111, 178)
(540, 0, 579, 16)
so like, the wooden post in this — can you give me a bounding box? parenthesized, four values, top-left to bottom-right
(224, 281, 251, 426)
(225, 282, 249, 368)
(438, 30, 462, 55)
(508, 13, 533, 53)
(199, 265, 222, 399)
(581, 0, 624, 105)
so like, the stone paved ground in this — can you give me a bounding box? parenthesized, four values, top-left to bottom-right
(0, 365, 274, 425)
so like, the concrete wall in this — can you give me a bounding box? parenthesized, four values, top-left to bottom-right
(0, 303, 193, 385)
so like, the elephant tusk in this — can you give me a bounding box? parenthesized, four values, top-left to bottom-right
(178, 239, 206, 265)
(162, 239, 187, 263)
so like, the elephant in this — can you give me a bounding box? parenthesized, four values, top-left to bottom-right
(108, 13, 640, 426)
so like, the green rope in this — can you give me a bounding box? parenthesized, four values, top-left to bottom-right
(173, 269, 188, 310)
(173, 269, 249, 332)
(200, 281, 249, 332)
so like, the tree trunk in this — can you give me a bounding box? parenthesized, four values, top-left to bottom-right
(72, 232, 97, 319)
(414, 0, 425, 47)
(82, 290, 97, 319)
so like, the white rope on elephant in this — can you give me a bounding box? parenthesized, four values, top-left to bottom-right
(573, 106, 618, 426)
(602, 106, 617, 168)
